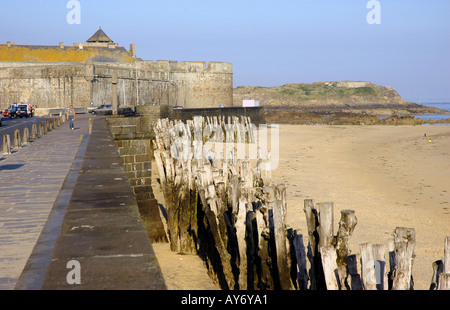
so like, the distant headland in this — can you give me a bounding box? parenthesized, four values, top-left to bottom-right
(233, 81, 450, 125)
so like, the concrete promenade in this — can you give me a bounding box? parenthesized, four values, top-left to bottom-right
(0, 115, 90, 289)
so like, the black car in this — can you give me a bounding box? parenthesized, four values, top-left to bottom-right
(9, 106, 29, 118)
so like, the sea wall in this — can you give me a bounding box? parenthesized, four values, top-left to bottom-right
(106, 115, 166, 243)
(0, 60, 233, 111)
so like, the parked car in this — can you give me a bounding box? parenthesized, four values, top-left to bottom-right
(173, 106, 183, 110)
(17, 104, 33, 117)
(15, 105, 29, 118)
(8, 106, 28, 118)
(90, 104, 113, 115)
(8, 106, 18, 118)
(3, 109, 10, 117)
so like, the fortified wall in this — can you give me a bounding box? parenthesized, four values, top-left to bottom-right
(0, 60, 233, 111)
(0, 29, 233, 111)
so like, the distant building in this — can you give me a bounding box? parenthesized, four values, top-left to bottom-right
(243, 100, 260, 107)
(0, 28, 232, 110)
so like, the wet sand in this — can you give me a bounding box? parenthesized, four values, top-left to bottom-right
(271, 124, 450, 290)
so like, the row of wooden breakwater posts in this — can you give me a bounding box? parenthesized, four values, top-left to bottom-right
(152, 115, 450, 290)
(1, 116, 66, 156)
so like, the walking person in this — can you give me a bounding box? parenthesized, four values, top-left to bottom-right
(67, 105, 76, 130)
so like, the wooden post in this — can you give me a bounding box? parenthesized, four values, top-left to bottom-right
(346, 254, 363, 290)
(392, 227, 416, 290)
(438, 274, 450, 290)
(430, 260, 443, 290)
(292, 230, 308, 290)
(335, 209, 357, 290)
(303, 199, 321, 290)
(320, 245, 339, 290)
(372, 243, 387, 290)
(317, 202, 334, 250)
(203, 193, 235, 290)
(304, 199, 318, 255)
(387, 238, 396, 290)
(360, 243, 385, 290)
(236, 197, 248, 290)
(437, 236, 450, 290)
(360, 243, 377, 290)
(272, 199, 294, 290)
(444, 236, 450, 274)
(255, 207, 274, 290)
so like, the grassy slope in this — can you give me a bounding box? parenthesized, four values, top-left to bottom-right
(233, 81, 408, 108)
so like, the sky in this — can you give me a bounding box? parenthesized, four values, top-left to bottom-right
(0, 0, 449, 102)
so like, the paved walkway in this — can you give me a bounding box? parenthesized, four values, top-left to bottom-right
(0, 115, 90, 290)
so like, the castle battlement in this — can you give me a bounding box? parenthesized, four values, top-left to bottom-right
(141, 60, 232, 74)
(0, 28, 233, 110)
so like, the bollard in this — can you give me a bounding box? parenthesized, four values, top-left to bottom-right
(39, 122, 44, 136)
(22, 127, 30, 145)
(89, 118, 94, 134)
(13, 129, 21, 149)
(2, 134, 11, 155)
(31, 124, 38, 139)
(45, 120, 49, 133)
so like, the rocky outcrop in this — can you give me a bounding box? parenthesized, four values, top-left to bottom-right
(234, 81, 421, 112)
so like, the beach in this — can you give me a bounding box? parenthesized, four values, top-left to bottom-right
(150, 123, 450, 290)
(271, 124, 450, 290)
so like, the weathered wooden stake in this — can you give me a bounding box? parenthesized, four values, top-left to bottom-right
(335, 209, 357, 290)
(236, 197, 248, 290)
(430, 260, 443, 290)
(392, 227, 416, 290)
(292, 230, 308, 290)
(320, 245, 339, 290)
(317, 202, 334, 250)
(444, 236, 450, 274)
(272, 199, 294, 290)
(438, 273, 450, 290)
(346, 254, 363, 290)
(360, 243, 377, 290)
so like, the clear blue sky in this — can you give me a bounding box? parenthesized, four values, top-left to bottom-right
(1, 0, 449, 102)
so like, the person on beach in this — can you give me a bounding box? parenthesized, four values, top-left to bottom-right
(67, 105, 76, 130)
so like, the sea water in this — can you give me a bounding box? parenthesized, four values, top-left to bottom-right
(379, 102, 450, 124)
(417, 102, 450, 125)
(421, 102, 450, 112)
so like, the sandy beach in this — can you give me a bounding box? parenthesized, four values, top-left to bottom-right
(151, 124, 450, 290)
(271, 124, 450, 290)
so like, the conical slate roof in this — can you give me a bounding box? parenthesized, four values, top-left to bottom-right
(87, 27, 113, 43)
